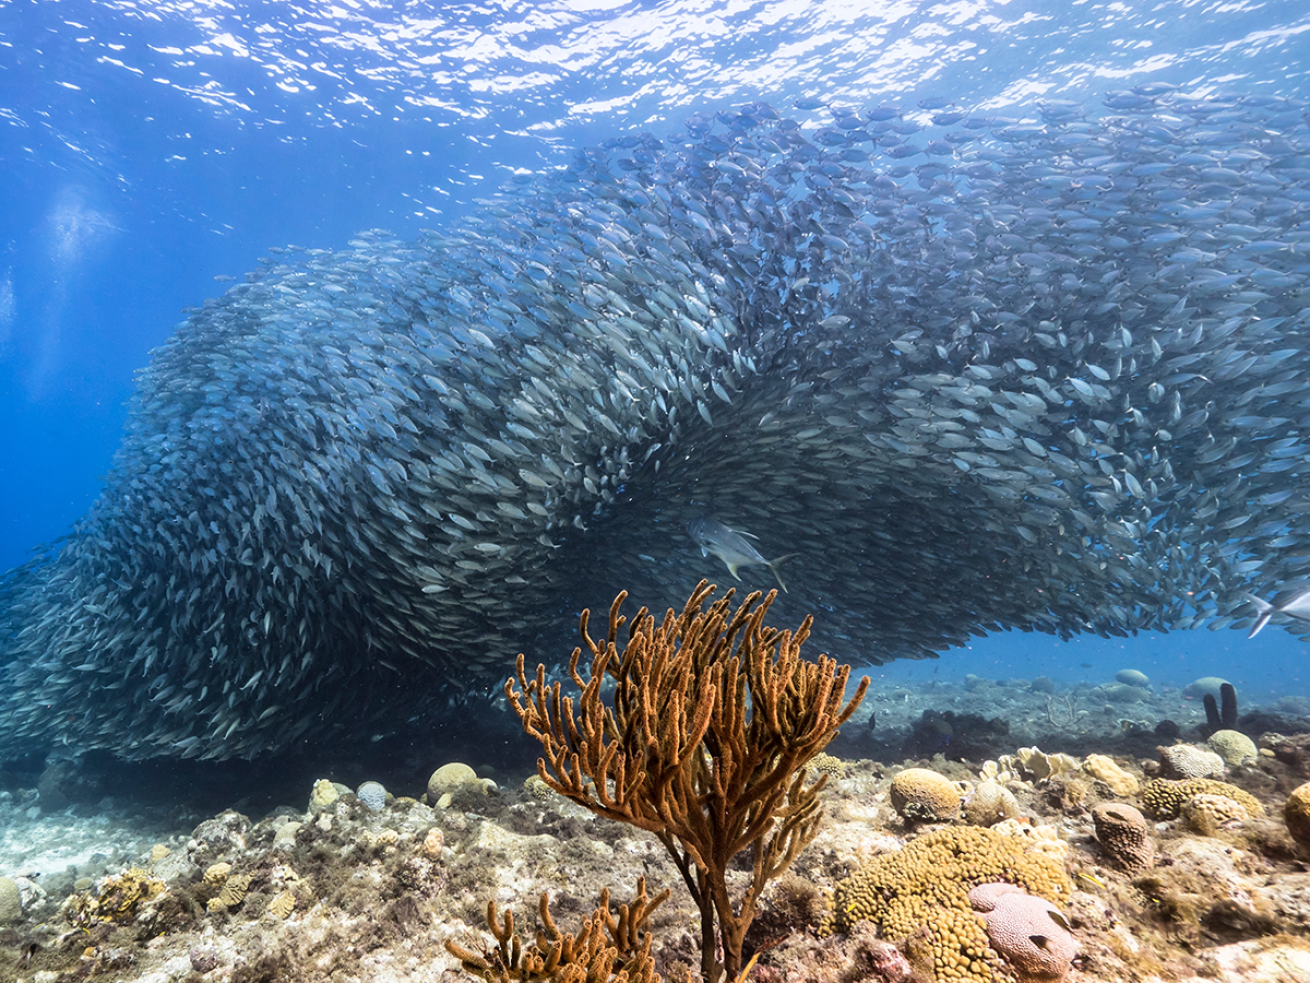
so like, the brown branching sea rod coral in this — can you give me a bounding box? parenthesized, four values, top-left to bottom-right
(446, 877, 669, 983)
(505, 579, 869, 982)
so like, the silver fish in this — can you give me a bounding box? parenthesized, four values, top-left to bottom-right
(8, 90, 1310, 761)
(1243, 588, 1310, 638)
(687, 517, 797, 593)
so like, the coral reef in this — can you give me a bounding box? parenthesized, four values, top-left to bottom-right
(833, 826, 1070, 983)
(0, 665, 1307, 983)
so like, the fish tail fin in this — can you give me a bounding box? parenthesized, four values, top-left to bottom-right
(1243, 592, 1274, 639)
(767, 553, 800, 594)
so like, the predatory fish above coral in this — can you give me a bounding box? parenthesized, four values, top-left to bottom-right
(3, 86, 1310, 761)
(688, 517, 797, 592)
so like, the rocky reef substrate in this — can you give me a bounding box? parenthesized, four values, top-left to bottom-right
(2, 673, 1310, 983)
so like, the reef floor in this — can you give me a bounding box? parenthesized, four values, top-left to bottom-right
(2, 669, 1310, 983)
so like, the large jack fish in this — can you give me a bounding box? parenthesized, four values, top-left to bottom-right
(688, 517, 797, 593)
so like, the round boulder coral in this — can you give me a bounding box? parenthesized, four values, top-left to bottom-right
(1183, 676, 1231, 700)
(427, 762, 479, 801)
(356, 781, 387, 812)
(1182, 793, 1249, 835)
(965, 779, 1021, 827)
(1207, 730, 1258, 768)
(1097, 682, 1146, 703)
(1285, 782, 1310, 849)
(522, 774, 553, 800)
(1091, 802, 1153, 873)
(1157, 744, 1225, 780)
(969, 882, 1077, 983)
(1115, 669, 1150, 688)
(889, 767, 960, 822)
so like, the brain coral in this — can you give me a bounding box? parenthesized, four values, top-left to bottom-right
(1182, 793, 1250, 835)
(889, 767, 961, 822)
(1141, 778, 1264, 820)
(1206, 729, 1258, 768)
(969, 882, 1077, 983)
(1157, 744, 1225, 780)
(356, 780, 387, 812)
(1285, 782, 1310, 848)
(834, 826, 1071, 983)
(965, 779, 1021, 827)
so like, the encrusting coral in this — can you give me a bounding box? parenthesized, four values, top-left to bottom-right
(506, 580, 868, 982)
(62, 868, 167, 928)
(1140, 778, 1264, 820)
(834, 826, 1071, 983)
(445, 877, 669, 983)
(1181, 793, 1250, 835)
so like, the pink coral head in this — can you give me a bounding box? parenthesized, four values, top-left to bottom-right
(968, 883, 1077, 983)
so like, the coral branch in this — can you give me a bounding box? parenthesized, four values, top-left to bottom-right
(506, 580, 868, 982)
(445, 878, 668, 983)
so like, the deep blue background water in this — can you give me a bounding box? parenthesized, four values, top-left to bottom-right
(3, 0, 1310, 701)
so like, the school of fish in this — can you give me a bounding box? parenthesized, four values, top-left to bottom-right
(1, 84, 1309, 760)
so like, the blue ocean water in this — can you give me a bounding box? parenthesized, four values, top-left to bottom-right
(3, 0, 1310, 707)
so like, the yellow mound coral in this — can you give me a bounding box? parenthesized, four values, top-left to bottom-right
(1286, 782, 1310, 848)
(1141, 778, 1264, 820)
(810, 752, 847, 779)
(63, 868, 166, 928)
(1082, 754, 1139, 797)
(834, 826, 1071, 983)
(1182, 793, 1249, 835)
(889, 767, 960, 822)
